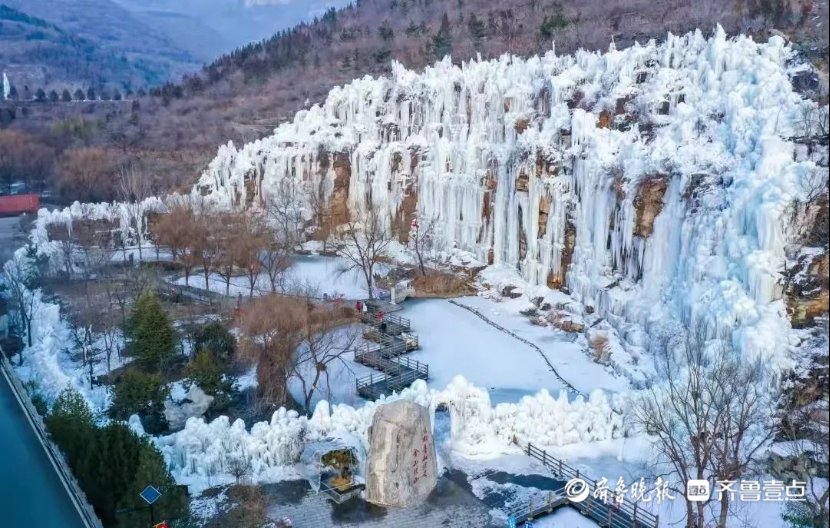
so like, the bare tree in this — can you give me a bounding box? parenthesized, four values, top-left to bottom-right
(260, 233, 293, 293)
(291, 306, 359, 413)
(45, 223, 76, 278)
(778, 323, 829, 528)
(152, 204, 198, 284)
(2, 251, 43, 356)
(225, 454, 253, 485)
(308, 186, 334, 253)
(266, 179, 306, 250)
(115, 159, 154, 262)
(234, 213, 270, 297)
(634, 327, 778, 528)
(213, 213, 239, 295)
(337, 208, 393, 299)
(409, 215, 438, 276)
(237, 296, 305, 406)
(190, 212, 220, 293)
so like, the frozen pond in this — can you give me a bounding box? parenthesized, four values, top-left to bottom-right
(175, 255, 626, 405)
(404, 298, 570, 398)
(174, 255, 387, 300)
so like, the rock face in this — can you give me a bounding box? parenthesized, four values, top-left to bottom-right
(365, 401, 436, 507)
(633, 176, 668, 238)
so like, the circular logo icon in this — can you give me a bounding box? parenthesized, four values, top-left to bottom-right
(564, 478, 590, 503)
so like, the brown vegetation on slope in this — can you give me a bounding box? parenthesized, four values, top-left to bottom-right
(0, 0, 825, 203)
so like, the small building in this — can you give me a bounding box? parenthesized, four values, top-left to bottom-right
(0, 194, 39, 217)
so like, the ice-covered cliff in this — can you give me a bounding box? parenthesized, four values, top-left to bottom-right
(196, 28, 825, 367)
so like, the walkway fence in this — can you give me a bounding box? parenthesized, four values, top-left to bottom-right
(0, 356, 104, 528)
(520, 442, 660, 528)
(448, 300, 583, 397)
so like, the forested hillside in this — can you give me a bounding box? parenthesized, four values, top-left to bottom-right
(1, 0, 826, 203)
(0, 5, 159, 94)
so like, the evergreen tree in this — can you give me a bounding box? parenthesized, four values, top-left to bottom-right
(45, 388, 95, 466)
(127, 290, 176, 371)
(61, 89, 72, 102)
(73, 88, 85, 101)
(467, 13, 486, 48)
(117, 441, 188, 528)
(430, 13, 453, 60)
(110, 370, 169, 433)
(78, 423, 140, 525)
(34, 88, 46, 102)
(191, 320, 235, 363)
(86, 87, 96, 100)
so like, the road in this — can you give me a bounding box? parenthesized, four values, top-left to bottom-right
(0, 214, 88, 526)
(0, 370, 87, 527)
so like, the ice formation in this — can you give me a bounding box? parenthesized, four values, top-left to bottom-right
(195, 29, 824, 368)
(156, 377, 623, 486)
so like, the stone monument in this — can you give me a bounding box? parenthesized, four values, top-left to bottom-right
(365, 400, 437, 507)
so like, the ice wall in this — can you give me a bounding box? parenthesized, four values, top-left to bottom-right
(155, 377, 623, 487)
(196, 29, 824, 367)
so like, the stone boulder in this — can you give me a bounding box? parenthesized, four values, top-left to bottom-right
(365, 400, 436, 507)
(164, 384, 214, 430)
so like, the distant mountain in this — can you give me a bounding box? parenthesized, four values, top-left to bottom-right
(0, 0, 354, 94)
(0, 4, 160, 94)
(1, 0, 200, 91)
(111, 0, 353, 63)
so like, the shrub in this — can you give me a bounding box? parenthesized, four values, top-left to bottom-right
(191, 320, 235, 363)
(110, 370, 169, 433)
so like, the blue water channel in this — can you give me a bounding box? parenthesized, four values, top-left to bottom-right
(0, 374, 86, 527)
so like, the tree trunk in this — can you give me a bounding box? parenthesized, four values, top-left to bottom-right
(718, 493, 729, 528)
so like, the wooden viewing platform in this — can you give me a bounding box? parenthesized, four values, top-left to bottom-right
(505, 442, 660, 528)
(359, 311, 411, 336)
(354, 304, 427, 400)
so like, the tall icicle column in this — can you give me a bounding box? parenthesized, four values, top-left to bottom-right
(195, 29, 826, 368)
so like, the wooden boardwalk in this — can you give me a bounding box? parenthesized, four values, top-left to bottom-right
(354, 308, 429, 400)
(505, 442, 660, 528)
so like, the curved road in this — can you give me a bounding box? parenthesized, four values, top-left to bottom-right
(0, 371, 86, 527)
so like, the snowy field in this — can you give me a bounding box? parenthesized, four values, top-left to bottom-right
(452, 296, 628, 395)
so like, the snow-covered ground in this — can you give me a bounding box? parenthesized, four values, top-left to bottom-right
(403, 297, 626, 402)
(172, 255, 387, 299)
(453, 296, 628, 395)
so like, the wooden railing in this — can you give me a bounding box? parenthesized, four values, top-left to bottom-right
(504, 487, 567, 525)
(523, 443, 659, 528)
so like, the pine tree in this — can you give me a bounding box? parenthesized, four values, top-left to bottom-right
(191, 320, 235, 362)
(430, 13, 453, 60)
(118, 441, 188, 527)
(127, 290, 177, 371)
(75, 423, 153, 525)
(110, 370, 169, 432)
(61, 89, 72, 102)
(45, 388, 95, 467)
